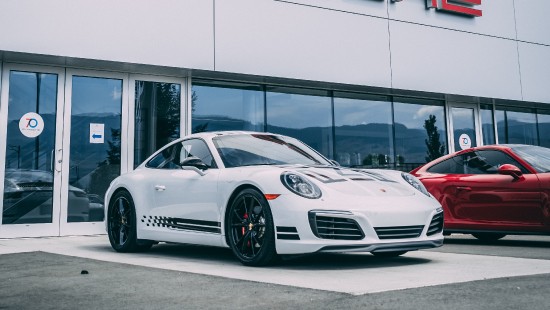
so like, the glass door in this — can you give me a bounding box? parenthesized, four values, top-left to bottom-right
(447, 103, 482, 153)
(59, 69, 128, 235)
(0, 64, 65, 238)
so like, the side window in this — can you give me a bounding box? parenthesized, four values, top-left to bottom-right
(146, 143, 182, 169)
(180, 139, 217, 168)
(427, 156, 464, 174)
(468, 150, 530, 174)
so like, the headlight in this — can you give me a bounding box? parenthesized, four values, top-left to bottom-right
(280, 172, 322, 199)
(401, 172, 431, 197)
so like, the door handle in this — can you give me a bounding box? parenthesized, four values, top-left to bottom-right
(55, 149, 63, 172)
(456, 186, 472, 192)
(154, 185, 166, 191)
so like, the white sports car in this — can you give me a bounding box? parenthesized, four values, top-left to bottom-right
(105, 131, 444, 266)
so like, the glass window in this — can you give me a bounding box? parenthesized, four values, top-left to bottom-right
(147, 139, 216, 169)
(333, 93, 393, 167)
(134, 81, 181, 168)
(3, 71, 58, 224)
(191, 81, 264, 133)
(180, 139, 217, 168)
(427, 156, 463, 174)
(495, 107, 538, 145)
(266, 87, 333, 158)
(537, 110, 550, 148)
(68, 76, 122, 222)
(393, 98, 447, 171)
(509, 145, 550, 173)
(480, 104, 495, 145)
(463, 150, 529, 174)
(450, 106, 477, 151)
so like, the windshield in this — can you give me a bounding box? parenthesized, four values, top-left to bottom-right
(213, 134, 331, 168)
(509, 145, 550, 173)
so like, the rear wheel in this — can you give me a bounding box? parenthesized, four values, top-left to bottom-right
(472, 233, 506, 242)
(372, 251, 407, 258)
(227, 189, 277, 266)
(107, 190, 153, 252)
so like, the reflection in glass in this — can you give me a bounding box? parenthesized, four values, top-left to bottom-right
(67, 76, 122, 222)
(334, 93, 393, 167)
(480, 104, 495, 145)
(537, 110, 550, 148)
(3, 71, 58, 224)
(393, 99, 447, 171)
(495, 107, 538, 145)
(192, 81, 264, 133)
(266, 87, 333, 158)
(134, 81, 180, 168)
(451, 107, 477, 151)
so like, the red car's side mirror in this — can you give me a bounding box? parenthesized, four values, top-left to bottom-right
(498, 164, 523, 180)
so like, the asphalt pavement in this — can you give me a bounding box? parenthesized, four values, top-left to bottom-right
(0, 234, 549, 309)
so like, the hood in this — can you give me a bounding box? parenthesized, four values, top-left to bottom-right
(278, 165, 416, 197)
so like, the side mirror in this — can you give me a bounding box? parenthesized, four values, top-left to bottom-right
(498, 164, 522, 180)
(180, 156, 208, 176)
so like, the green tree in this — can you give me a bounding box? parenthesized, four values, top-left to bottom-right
(424, 114, 446, 162)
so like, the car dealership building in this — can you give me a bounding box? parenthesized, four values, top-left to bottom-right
(0, 0, 549, 238)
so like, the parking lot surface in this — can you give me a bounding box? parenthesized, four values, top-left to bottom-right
(1, 235, 549, 309)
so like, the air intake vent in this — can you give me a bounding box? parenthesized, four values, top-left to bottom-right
(427, 211, 444, 236)
(308, 212, 364, 240)
(374, 225, 424, 240)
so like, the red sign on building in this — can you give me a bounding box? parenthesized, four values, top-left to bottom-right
(427, 0, 482, 17)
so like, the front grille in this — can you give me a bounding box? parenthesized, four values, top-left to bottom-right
(427, 211, 444, 236)
(374, 225, 424, 240)
(308, 212, 364, 240)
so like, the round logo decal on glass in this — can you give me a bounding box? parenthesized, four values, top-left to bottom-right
(458, 133, 471, 150)
(19, 112, 44, 138)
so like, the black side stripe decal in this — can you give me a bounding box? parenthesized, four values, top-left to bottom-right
(142, 216, 221, 234)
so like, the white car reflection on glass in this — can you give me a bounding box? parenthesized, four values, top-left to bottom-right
(105, 131, 444, 266)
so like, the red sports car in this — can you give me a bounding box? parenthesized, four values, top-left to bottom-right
(410, 144, 550, 241)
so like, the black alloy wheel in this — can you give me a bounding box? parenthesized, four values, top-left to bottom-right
(227, 188, 277, 266)
(107, 190, 152, 252)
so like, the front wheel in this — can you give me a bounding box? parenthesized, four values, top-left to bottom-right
(107, 190, 152, 252)
(226, 189, 278, 266)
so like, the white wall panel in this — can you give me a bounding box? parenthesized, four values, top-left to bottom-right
(514, 0, 550, 45)
(390, 21, 522, 100)
(518, 43, 550, 103)
(388, 0, 516, 40)
(0, 0, 214, 70)
(215, 0, 391, 88)
(276, 0, 387, 18)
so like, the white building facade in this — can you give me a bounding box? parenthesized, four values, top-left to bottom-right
(1, 0, 549, 238)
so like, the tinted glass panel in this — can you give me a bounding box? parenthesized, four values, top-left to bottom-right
(134, 81, 180, 168)
(180, 139, 216, 168)
(68, 76, 122, 222)
(538, 110, 550, 148)
(480, 104, 495, 145)
(147, 143, 181, 169)
(463, 150, 528, 174)
(3, 71, 57, 224)
(334, 94, 393, 168)
(451, 107, 477, 151)
(426, 157, 463, 174)
(192, 81, 264, 133)
(495, 107, 538, 145)
(266, 87, 333, 158)
(510, 145, 550, 173)
(393, 99, 447, 171)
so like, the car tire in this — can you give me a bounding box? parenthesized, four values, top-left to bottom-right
(107, 190, 153, 252)
(472, 233, 506, 242)
(372, 251, 407, 258)
(226, 188, 278, 266)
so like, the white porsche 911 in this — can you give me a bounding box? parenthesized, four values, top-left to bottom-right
(105, 131, 444, 266)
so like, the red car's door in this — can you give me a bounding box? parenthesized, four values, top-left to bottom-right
(448, 173, 542, 226)
(536, 173, 550, 228)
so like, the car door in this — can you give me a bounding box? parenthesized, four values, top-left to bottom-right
(145, 139, 222, 237)
(447, 150, 543, 226)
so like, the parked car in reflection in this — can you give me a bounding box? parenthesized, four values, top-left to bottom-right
(2, 169, 101, 224)
(411, 144, 550, 241)
(105, 131, 444, 266)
